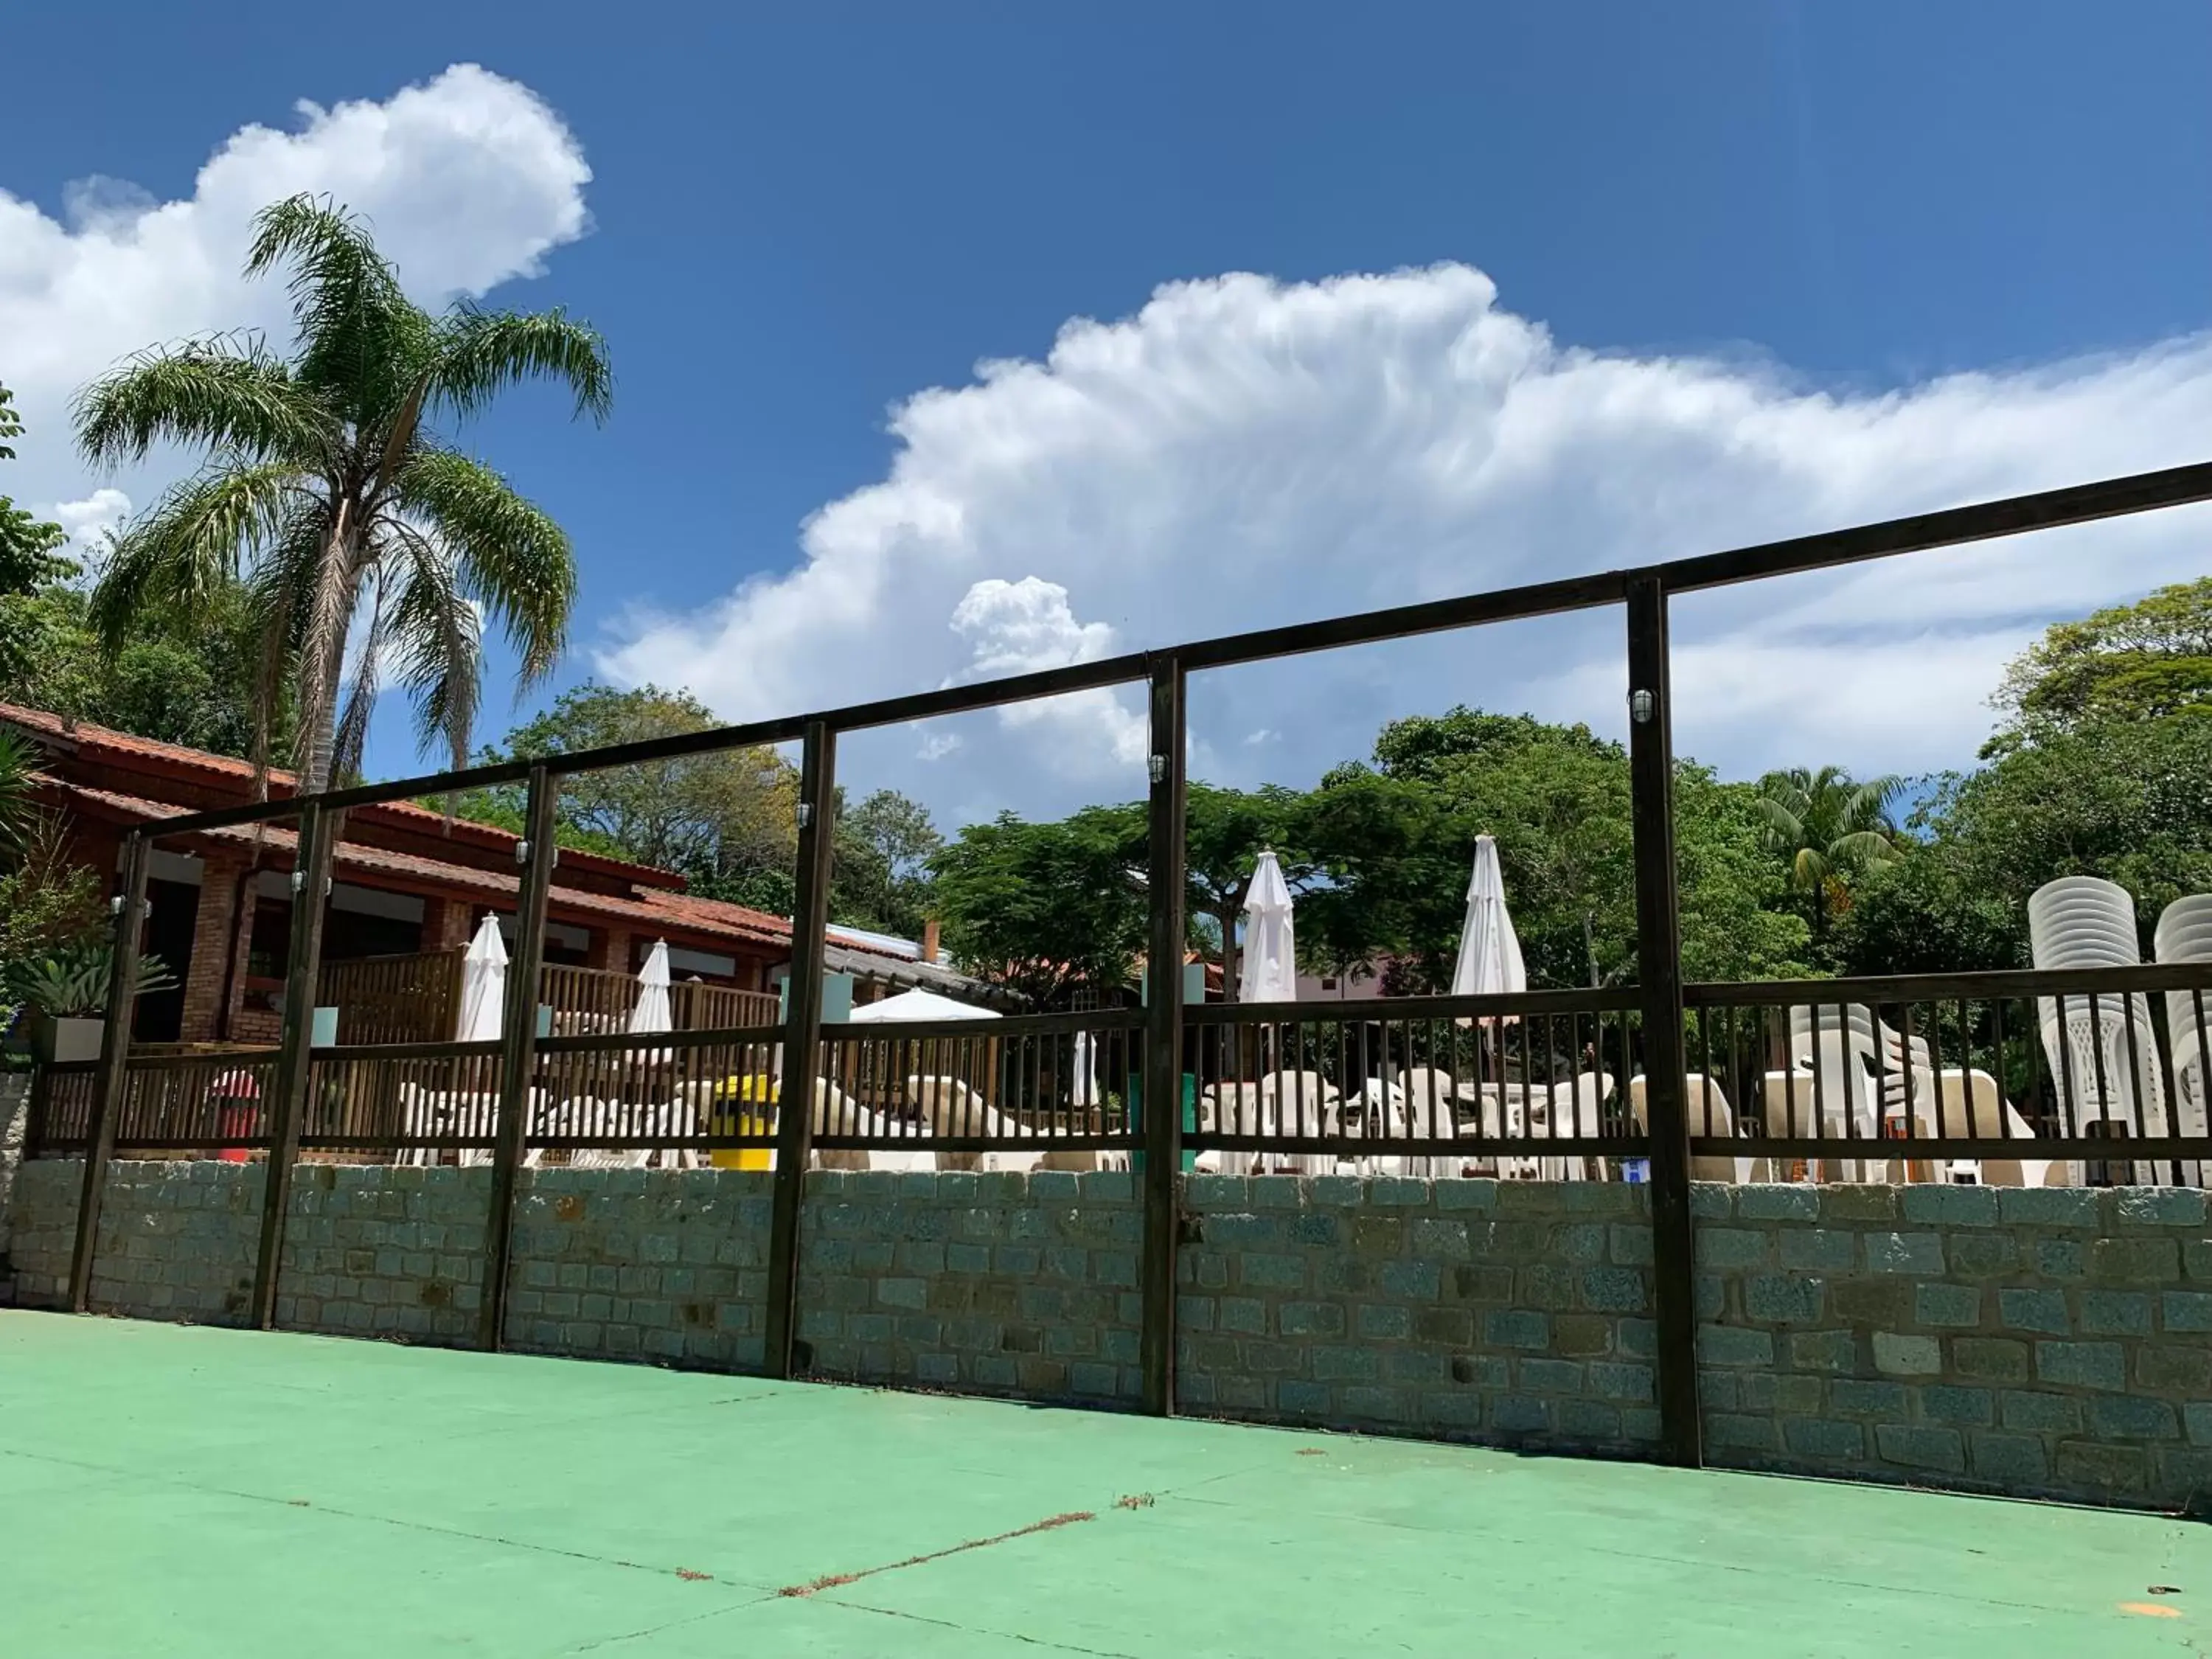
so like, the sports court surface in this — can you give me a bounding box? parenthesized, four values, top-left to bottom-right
(1, 1310, 2202, 1656)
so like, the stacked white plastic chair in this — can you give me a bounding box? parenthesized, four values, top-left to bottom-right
(1764, 1004, 1924, 1180)
(2154, 895, 2212, 1185)
(2029, 876, 2168, 1183)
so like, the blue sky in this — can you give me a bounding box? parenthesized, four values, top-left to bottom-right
(5, 2, 2211, 815)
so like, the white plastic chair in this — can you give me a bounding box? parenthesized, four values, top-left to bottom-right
(1627, 1075, 1750, 1183)
(2031, 875, 2168, 1180)
(2155, 894, 2212, 1184)
(1261, 1070, 1339, 1177)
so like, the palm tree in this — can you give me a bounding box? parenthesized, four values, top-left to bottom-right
(74, 195, 611, 794)
(1755, 765, 1902, 941)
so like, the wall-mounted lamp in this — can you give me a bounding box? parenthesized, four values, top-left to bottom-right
(1149, 754, 1167, 785)
(109, 894, 124, 916)
(1629, 689, 1658, 726)
(796, 802, 815, 830)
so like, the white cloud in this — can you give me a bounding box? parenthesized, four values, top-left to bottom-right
(605, 265, 2212, 815)
(0, 63, 591, 544)
(50, 487, 132, 557)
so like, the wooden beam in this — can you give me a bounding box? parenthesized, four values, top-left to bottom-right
(250, 804, 337, 1328)
(765, 720, 838, 1379)
(1626, 576, 1702, 1470)
(477, 768, 558, 1352)
(1138, 653, 1189, 1417)
(67, 831, 151, 1312)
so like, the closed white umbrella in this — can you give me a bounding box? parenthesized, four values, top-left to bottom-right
(1071, 1029, 1098, 1107)
(1239, 849, 1298, 1004)
(630, 939, 673, 1034)
(456, 917, 507, 1042)
(1451, 835, 1525, 1003)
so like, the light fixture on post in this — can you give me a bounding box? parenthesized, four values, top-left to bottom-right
(796, 802, 814, 830)
(1629, 688, 1658, 726)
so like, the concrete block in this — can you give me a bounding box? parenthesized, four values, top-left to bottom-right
(1694, 1228, 1767, 1269)
(1921, 1385, 1994, 1426)
(1876, 1423, 1965, 1474)
(1945, 1234, 2019, 1279)
(1872, 1332, 1941, 1376)
(1490, 1395, 1551, 1433)
(1433, 1179, 1498, 1212)
(2035, 1238, 2086, 1280)
(1276, 1380, 1331, 1415)
(1377, 1260, 1441, 1300)
(2115, 1187, 2207, 1228)
(1581, 1267, 1647, 1313)
(2078, 1290, 2152, 1337)
(1780, 1416, 1867, 1461)
(2090, 1395, 2180, 1441)
(2000, 1398, 2079, 1433)
(2055, 1439, 2146, 1492)
(1739, 1371, 1823, 1415)
(1483, 1310, 1551, 1350)
(1587, 1361, 1654, 1402)
(1899, 1185, 1999, 1227)
(1608, 1224, 1654, 1266)
(1818, 1186, 1897, 1223)
(1970, 1431, 2050, 1486)
(2138, 1346, 2212, 1394)
(1951, 1337, 2028, 1383)
(1913, 1282, 1983, 1328)
(1864, 1232, 1944, 1276)
(1829, 1379, 1908, 1417)
(1787, 1329, 1858, 1373)
(1688, 1185, 1733, 1220)
(1554, 1399, 1622, 1441)
(1696, 1325, 1773, 1368)
(1745, 1274, 1823, 1324)
(2035, 1340, 2126, 1391)
(1519, 1357, 1582, 1395)
(1705, 1413, 1778, 1451)
(2090, 1237, 2179, 1284)
(1355, 1303, 1412, 1342)
(2163, 1291, 2212, 1332)
(1340, 1385, 1416, 1422)
(1997, 1288, 2070, 1335)
(1777, 1229, 1857, 1272)
(1736, 1185, 1819, 1222)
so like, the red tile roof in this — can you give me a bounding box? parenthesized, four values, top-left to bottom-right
(0, 703, 681, 889)
(53, 781, 890, 962)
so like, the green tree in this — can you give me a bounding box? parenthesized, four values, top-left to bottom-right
(76, 195, 611, 794)
(456, 682, 798, 897)
(1753, 765, 1902, 952)
(0, 380, 70, 597)
(1992, 577, 2212, 748)
(0, 730, 106, 1009)
(0, 547, 291, 759)
(1302, 707, 1809, 992)
(929, 807, 1147, 1005)
(835, 789, 944, 938)
(1840, 712, 2212, 972)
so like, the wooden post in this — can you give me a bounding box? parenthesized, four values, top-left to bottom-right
(765, 720, 838, 1379)
(1626, 575, 1703, 1470)
(250, 803, 337, 1328)
(68, 831, 151, 1312)
(1139, 653, 1188, 1416)
(478, 767, 558, 1352)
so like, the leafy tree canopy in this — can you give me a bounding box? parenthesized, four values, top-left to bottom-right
(1992, 577, 2212, 749)
(0, 380, 70, 597)
(930, 807, 1147, 1006)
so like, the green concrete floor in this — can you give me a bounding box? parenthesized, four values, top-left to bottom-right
(0, 1312, 2205, 1657)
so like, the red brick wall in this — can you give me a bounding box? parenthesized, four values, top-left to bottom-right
(178, 852, 250, 1043)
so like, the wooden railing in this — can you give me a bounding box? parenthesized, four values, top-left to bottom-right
(313, 950, 779, 1043)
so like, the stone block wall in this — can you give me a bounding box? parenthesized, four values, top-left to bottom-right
(10, 1158, 264, 1321)
(504, 1166, 773, 1369)
(793, 1169, 1146, 1405)
(6, 1160, 772, 1363)
(1694, 1182, 2212, 1510)
(1176, 1175, 1660, 1453)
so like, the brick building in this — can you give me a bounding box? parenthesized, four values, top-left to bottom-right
(3, 703, 985, 1044)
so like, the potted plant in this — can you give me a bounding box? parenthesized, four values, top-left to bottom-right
(8, 941, 178, 1064)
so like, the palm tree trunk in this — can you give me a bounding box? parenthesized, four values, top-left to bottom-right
(297, 497, 359, 796)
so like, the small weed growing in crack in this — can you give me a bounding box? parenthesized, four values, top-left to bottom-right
(1115, 1493, 1155, 1509)
(675, 1569, 713, 1582)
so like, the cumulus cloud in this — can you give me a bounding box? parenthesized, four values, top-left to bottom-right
(0, 63, 591, 549)
(604, 265, 2212, 813)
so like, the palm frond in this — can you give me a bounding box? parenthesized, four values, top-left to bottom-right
(331, 568, 397, 787)
(88, 462, 310, 650)
(245, 195, 431, 428)
(393, 448, 574, 683)
(430, 304, 613, 425)
(378, 515, 484, 772)
(74, 337, 333, 467)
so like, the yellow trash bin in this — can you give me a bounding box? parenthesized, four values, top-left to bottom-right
(709, 1074, 776, 1169)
